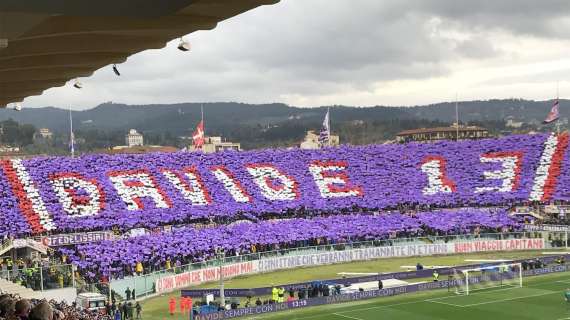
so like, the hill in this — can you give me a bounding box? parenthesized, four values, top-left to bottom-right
(0, 99, 563, 133)
(0, 99, 564, 151)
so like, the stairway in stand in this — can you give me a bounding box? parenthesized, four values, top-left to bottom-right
(0, 278, 40, 299)
(0, 239, 13, 256)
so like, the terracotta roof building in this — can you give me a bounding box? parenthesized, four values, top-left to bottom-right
(396, 125, 490, 143)
(106, 146, 178, 154)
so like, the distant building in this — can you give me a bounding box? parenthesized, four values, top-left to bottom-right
(0, 145, 23, 159)
(505, 116, 524, 128)
(190, 136, 241, 153)
(125, 129, 144, 147)
(108, 145, 178, 154)
(37, 128, 53, 139)
(396, 125, 490, 143)
(74, 137, 86, 145)
(0, 145, 20, 153)
(300, 130, 340, 149)
(528, 119, 541, 127)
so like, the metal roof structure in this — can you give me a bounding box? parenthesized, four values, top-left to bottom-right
(0, 0, 279, 107)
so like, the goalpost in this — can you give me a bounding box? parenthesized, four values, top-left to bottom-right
(451, 262, 522, 295)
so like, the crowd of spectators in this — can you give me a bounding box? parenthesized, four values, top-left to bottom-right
(0, 294, 110, 320)
(54, 209, 518, 282)
(1, 205, 563, 292)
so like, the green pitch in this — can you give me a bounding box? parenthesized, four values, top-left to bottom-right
(140, 251, 548, 318)
(255, 272, 570, 320)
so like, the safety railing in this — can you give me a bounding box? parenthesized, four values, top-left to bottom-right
(0, 263, 75, 292)
(0, 238, 12, 256)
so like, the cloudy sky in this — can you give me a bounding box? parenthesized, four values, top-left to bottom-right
(24, 0, 570, 110)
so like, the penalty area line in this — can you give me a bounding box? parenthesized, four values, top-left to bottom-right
(424, 298, 465, 308)
(333, 313, 365, 320)
(281, 279, 566, 320)
(556, 280, 570, 284)
(461, 291, 558, 307)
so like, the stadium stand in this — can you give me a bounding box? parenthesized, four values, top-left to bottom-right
(0, 133, 568, 317)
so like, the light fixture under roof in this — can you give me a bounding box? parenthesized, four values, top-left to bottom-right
(13, 102, 22, 111)
(112, 64, 121, 76)
(73, 79, 83, 89)
(0, 39, 7, 49)
(178, 38, 191, 52)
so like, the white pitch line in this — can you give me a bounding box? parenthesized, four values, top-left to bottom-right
(332, 300, 428, 315)
(425, 299, 465, 308)
(462, 291, 558, 307)
(281, 278, 570, 320)
(425, 285, 521, 303)
(556, 280, 570, 284)
(333, 313, 365, 320)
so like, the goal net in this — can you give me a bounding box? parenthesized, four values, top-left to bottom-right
(450, 262, 522, 295)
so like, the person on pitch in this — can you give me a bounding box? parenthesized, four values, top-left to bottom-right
(564, 288, 570, 302)
(432, 270, 439, 282)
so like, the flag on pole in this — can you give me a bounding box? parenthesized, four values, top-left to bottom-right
(318, 109, 330, 146)
(544, 99, 560, 124)
(69, 108, 75, 157)
(192, 120, 205, 149)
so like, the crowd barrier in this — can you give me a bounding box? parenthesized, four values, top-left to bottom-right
(149, 235, 546, 295)
(182, 254, 568, 298)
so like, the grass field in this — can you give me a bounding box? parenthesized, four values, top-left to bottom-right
(140, 250, 560, 319)
(253, 272, 570, 320)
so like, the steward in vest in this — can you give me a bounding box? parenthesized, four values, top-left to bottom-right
(277, 287, 285, 303)
(271, 287, 279, 303)
(432, 270, 439, 282)
(135, 262, 143, 275)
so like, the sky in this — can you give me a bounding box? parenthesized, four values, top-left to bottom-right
(23, 0, 570, 110)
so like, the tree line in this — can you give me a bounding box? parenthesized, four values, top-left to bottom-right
(0, 116, 541, 156)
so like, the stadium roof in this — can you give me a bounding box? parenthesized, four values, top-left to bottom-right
(0, 0, 279, 107)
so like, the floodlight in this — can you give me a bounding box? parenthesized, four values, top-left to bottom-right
(0, 39, 7, 49)
(178, 38, 191, 52)
(73, 79, 83, 89)
(112, 64, 121, 76)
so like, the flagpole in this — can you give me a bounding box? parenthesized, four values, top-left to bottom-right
(556, 82, 560, 134)
(328, 107, 331, 147)
(69, 106, 75, 158)
(201, 104, 205, 141)
(455, 93, 459, 142)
